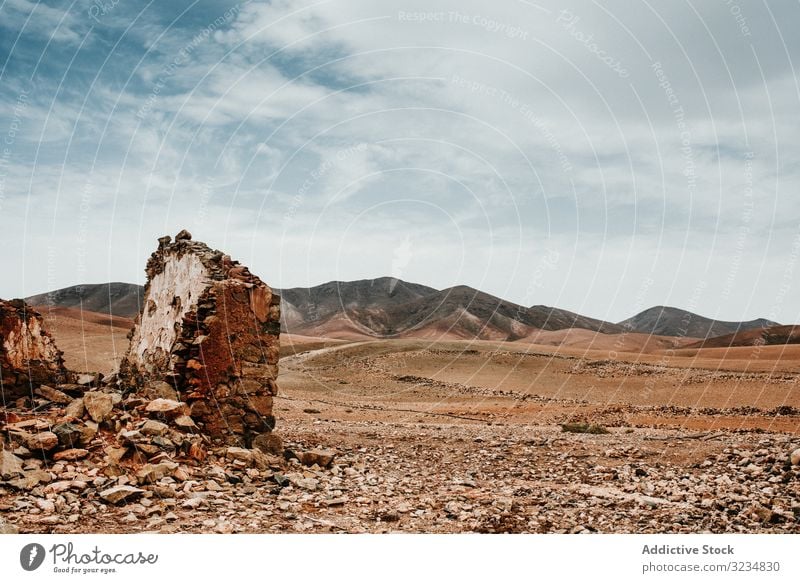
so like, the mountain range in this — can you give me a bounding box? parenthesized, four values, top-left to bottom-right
(22, 278, 782, 342)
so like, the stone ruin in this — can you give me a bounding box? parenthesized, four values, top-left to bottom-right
(0, 299, 68, 401)
(119, 230, 281, 444)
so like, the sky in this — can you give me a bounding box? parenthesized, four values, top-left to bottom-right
(1, 0, 800, 323)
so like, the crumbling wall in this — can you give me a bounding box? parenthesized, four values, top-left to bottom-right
(0, 299, 68, 400)
(120, 230, 280, 443)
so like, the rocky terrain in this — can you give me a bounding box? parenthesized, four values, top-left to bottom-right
(2, 338, 799, 534)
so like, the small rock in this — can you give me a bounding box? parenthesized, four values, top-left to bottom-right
(188, 443, 207, 462)
(117, 430, 145, 446)
(226, 447, 253, 464)
(140, 420, 169, 436)
(63, 398, 85, 420)
(84, 392, 113, 422)
(77, 373, 99, 386)
(136, 462, 178, 484)
(297, 449, 336, 469)
(52, 423, 84, 448)
(145, 399, 185, 417)
(35, 498, 56, 513)
(173, 415, 196, 430)
(99, 485, 145, 505)
(143, 381, 179, 401)
(52, 449, 89, 462)
(26, 431, 59, 452)
(790, 448, 800, 466)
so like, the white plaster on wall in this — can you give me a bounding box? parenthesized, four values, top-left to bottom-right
(129, 252, 210, 368)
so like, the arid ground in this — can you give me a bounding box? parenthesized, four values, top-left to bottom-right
(2, 309, 799, 533)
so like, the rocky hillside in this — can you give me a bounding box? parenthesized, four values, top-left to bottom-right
(277, 277, 622, 340)
(617, 306, 777, 339)
(26, 283, 143, 319)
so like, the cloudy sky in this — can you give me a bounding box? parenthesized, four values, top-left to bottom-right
(2, 0, 800, 323)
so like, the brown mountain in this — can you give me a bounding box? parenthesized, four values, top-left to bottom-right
(617, 306, 777, 339)
(688, 325, 800, 349)
(277, 277, 622, 340)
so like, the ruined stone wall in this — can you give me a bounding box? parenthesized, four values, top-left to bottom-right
(120, 231, 280, 443)
(0, 299, 68, 400)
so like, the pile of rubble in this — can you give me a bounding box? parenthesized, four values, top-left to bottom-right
(0, 231, 324, 534)
(0, 378, 336, 533)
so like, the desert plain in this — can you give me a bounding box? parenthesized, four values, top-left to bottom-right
(1, 304, 798, 534)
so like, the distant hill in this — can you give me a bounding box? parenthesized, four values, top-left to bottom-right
(24, 280, 783, 343)
(276, 277, 622, 340)
(26, 283, 144, 319)
(617, 306, 777, 339)
(688, 325, 800, 349)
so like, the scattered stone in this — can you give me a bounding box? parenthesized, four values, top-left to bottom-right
(35, 498, 55, 513)
(99, 485, 145, 505)
(83, 392, 113, 423)
(790, 448, 800, 466)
